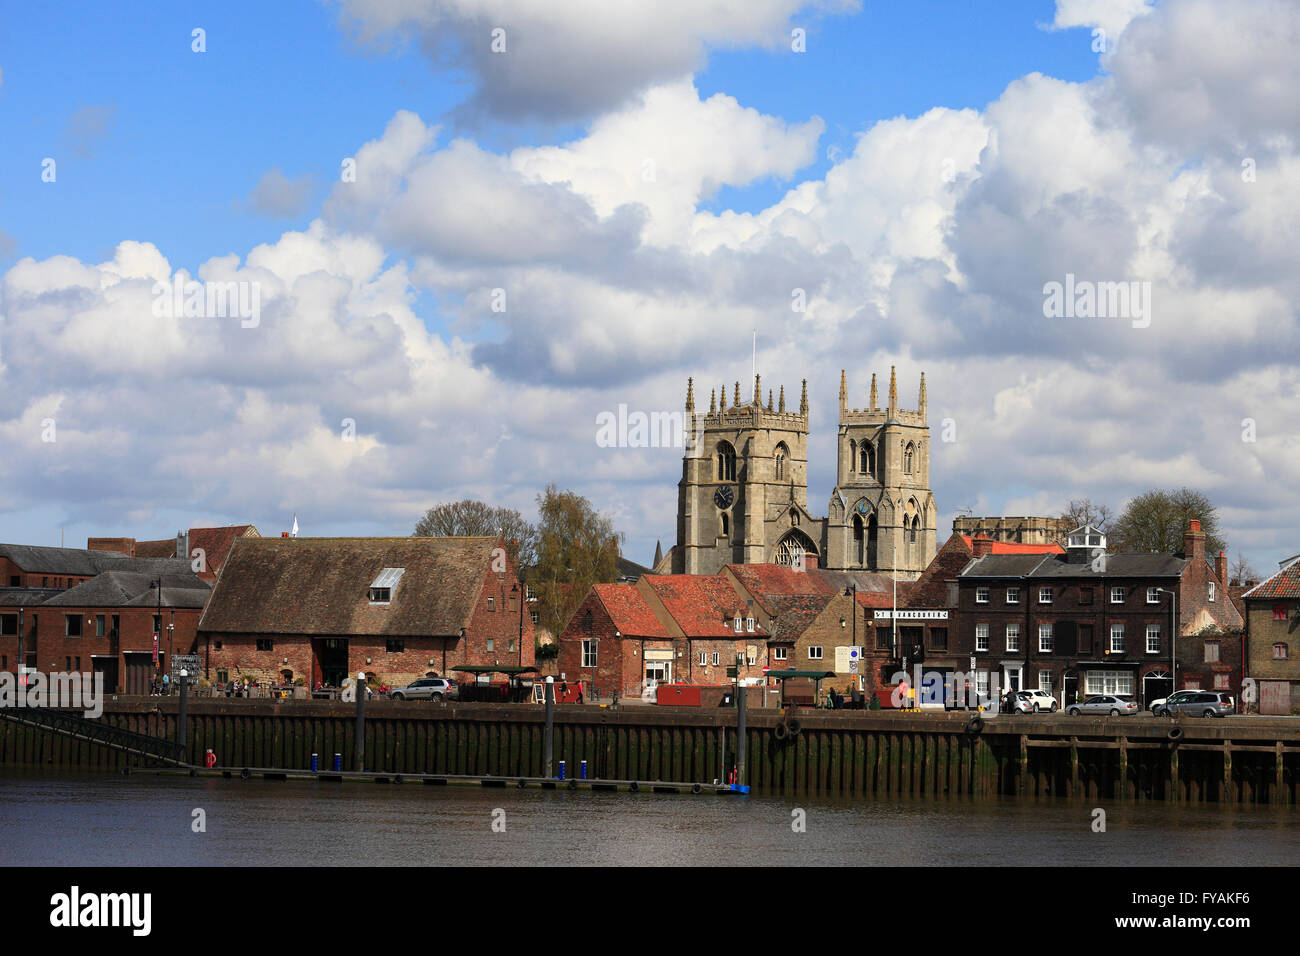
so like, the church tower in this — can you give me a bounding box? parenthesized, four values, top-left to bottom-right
(673, 375, 820, 574)
(824, 368, 937, 577)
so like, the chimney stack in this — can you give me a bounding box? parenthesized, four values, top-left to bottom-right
(972, 533, 995, 558)
(1184, 519, 1205, 561)
(1216, 550, 1228, 585)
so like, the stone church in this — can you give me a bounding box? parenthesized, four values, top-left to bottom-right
(671, 367, 937, 578)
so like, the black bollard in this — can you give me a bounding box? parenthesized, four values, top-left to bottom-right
(355, 672, 366, 772)
(177, 668, 188, 753)
(736, 685, 747, 788)
(544, 677, 555, 778)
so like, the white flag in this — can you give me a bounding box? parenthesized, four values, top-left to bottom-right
(291, 514, 299, 538)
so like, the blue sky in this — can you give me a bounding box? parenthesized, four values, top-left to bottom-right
(3, 0, 1297, 578)
(1, 0, 1099, 274)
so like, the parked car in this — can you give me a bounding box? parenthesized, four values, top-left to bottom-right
(1164, 691, 1234, 718)
(1020, 688, 1059, 713)
(1066, 695, 1139, 716)
(390, 677, 458, 701)
(1150, 690, 1199, 716)
(998, 690, 1034, 714)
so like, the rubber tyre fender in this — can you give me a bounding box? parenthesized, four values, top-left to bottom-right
(1167, 726, 1184, 741)
(629, 781, 640, 793)
(965, 715, 985, 735)
(773, 721, 789, 741)
(517, 778, 528, 789)
(240, 767, 251, 780)
(786, 718, 802, 737)
(692, 783, 703, 794)
(568, 779, 578, 790)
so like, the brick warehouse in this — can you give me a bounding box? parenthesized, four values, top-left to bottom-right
(198, 536, 535, 688)
(0, 543, 209, 693)
(1242, 555, 1300, 714)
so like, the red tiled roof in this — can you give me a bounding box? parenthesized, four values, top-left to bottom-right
(725, 563, 833, 614)
(190, 525, 258, 573)
(1242, 559, 1300, 600)
(643, 574, 765, 637)
(855, 590, 898, 610)
(959, 535, 1065, 554)
(593, 583, 670, 638)
(132, 539, 177, 558)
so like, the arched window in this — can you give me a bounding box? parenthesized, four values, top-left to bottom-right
(774, 442, 788, 481)
(904, 442, 915, 475)
(716, 441, 736, 482)
(849, 439, 857, 472)
(852, 513, 865, 566)
(867, 513, 878, 569)
(720, 513, 730, 537)
(860, 443, 872, 476)
(910, 515, 919, 544)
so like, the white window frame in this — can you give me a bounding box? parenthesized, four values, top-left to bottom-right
(808, 646, 824, 660)
(1005, 623, 1020, 652)
(975, 624, 989, 652)
(1037, 671, 1053, 693)
(746, 651, 756, 666)
(1110, 587, 1125, 604)
(1213, 673, 1229, 690)
(1146, 587, 1159, 604)
(1038, 587, 1053, 605)
(698, 652, 708, 666)
(773, 647, 788, 661)
(975, 671, 990, 696)
(1085, 670, 1134, 696)
(1006, 587, 1020, 605)
(711, 651, 720, 667)
(1145, 624, 1160, 654)
(1208, 582, 1217, 602)
(745, 617, 755, 633)
(1109, 624, 1125, 653)
(1204, 642, 1220, 663)
(734, 616, 742, 633)
(581, 639, 597, 667)
(976, 587, 990, 604)
(1039, 624, 1054, 653)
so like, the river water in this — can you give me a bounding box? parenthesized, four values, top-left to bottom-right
(1, 769, 1295, 866)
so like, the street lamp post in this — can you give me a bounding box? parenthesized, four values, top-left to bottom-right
(1157, 587, 1178, 694)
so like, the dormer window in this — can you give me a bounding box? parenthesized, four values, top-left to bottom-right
(734, 615, 742, 633)
(368, 568, 404, 605)
(1208, 582, 1216, 602)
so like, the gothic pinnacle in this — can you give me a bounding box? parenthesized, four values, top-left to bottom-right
(839, 369, 847, 409)
(888, 365, 898, 415)
(918, 372, 927, 416)
(734, 381, 741, 407)
(719, 385, 726, 411)
(709, 388, 717, 414)
(799, 379, 808, 416)
(778, 384, 786, 413)
(767, 388, 774, 411)
(870, 373, 878, 410)
(754, 373, 761, 406)
(686, 377, 695, 413)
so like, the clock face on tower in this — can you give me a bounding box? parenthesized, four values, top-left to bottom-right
(714, 485, 735, 509)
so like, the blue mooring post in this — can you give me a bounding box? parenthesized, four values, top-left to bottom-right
(580, 759, 588, 780)
(355, 671, 366, 772)
(333, 753, 341, 772)
(311, 753, 319, 773)
(559, 759, 566, 781)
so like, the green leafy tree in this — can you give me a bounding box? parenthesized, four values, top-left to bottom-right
(412, 499, 538, 570)
(532, 484, 622, 638)
(1109, 488, 1227, 555)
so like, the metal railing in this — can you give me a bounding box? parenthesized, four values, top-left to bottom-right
(0, 707, 187, 766)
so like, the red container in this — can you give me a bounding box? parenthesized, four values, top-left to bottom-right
(656, 684, 702, 706)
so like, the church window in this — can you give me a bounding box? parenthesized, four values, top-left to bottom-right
(904, 443, 915, 475)
(716, 441, 737, 481)
(860, 442, 874, 476)
(774, 442, 788, 481)
(849, 440, 857, 472)
(720, 513, 730, 537)
(852, 514, 865, 567)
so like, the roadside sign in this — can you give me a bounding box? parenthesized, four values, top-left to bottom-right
(171, 654, 201, 683)
(152, 633, 159, 664)
(970, 655, 976, 671)
(849, 660, 858, 674)
(761, 666, 770, 674)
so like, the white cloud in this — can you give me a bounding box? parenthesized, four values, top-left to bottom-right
(1049, 0, 1155, 40)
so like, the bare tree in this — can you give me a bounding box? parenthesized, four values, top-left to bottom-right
(1230, 552, 1258, 585)
(1062, 498, 1114, 531)
(413, 500, 538, 570)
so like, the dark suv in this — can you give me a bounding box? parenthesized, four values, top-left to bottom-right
(1166, 691, 1234, 718)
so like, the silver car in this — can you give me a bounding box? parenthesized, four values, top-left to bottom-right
(390, 677, 458, 701)
(1150, 690, 1199, 716)
(1066, 694, 1139, 716)
(1165, 691, 1234, 718)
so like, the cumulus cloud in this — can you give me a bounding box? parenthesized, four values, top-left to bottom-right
(246, 168, 318, 219)
(3, 0, 1298, 570)
(1048, 0, 1155, 40)
(334, 0, 859, 121)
